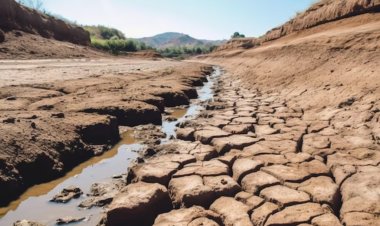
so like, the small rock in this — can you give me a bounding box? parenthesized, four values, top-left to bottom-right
(3, 117, 16, 124)
(13, 220, 45, 226)
(6, 96, 17, 101)
(176, 127, 195, 141)
(56, 216, 85, 225)
(112, 174, 122, 179)
(104, 182, 171, 226)
(130, 161, 180, 185)
(143, 148, 156, 157)
(338, 97, 355, 108)
(50, 186, 83, 203)
(51, 113, 65, 118)
(165, 116, 177, 122)
(14, 31, 23, 37)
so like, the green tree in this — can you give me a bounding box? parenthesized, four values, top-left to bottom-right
(231, 32, 245, 39)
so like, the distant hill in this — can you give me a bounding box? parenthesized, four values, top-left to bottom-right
(137, 32, 225, 49)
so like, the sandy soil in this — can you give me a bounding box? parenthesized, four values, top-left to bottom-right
(0, 58, 185, 87)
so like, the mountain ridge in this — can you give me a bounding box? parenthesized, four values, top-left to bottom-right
(136, 32, 225, 49)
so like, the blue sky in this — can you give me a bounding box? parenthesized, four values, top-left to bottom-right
(39, 0, 316, 40)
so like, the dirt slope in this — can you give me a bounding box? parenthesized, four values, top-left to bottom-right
(0, 0, 90, 45)
(217, 0, 380, 50)
(0, 0, 106, 59)
(0, 30, 106, 59)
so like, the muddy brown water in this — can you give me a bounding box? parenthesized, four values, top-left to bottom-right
(0, 66, 222, 226)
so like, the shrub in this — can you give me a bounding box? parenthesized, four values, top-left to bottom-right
(91, 38, 149, 55)
(231, 32, 246, 39)
(157, 45, 217, 58)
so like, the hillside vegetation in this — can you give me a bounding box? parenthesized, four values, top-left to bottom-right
(84, 25, 151, 54)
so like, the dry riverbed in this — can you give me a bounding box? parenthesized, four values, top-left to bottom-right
(96, 70, 379, 226)
(0, 58, 213, 207)
(0, 58, 379, 226)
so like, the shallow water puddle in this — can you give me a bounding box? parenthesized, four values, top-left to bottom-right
(167, 107, 188, 119)
(0, 131, 141, 225)
(0, 66, 222, 225)
(162, 66, 221, 140)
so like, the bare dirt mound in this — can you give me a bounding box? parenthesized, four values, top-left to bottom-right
(216, 0, 380, 50)
(0, 0, 90, 45)
(0, 0, 107, 59)
(0, 30, 106, 59)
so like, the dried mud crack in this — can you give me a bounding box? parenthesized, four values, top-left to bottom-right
(0, 59, 214, 207)
(96, 71, 379, 226)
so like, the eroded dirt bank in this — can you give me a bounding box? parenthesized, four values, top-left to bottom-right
(0, 0, 90, 45)
(0, 58, 213, 205)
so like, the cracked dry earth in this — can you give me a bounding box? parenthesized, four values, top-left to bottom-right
(100, 74, 380, 226)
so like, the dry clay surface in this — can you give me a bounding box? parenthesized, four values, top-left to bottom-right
(99, 74, 379, 226)
(0, 58, 212, 205)
(97, 13, 379, 226)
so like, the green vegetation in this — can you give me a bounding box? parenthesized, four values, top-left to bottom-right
(84, 25, 126, 40)
(85, 26, 151, 55)
(231, 32, 246, 39)
(158, 45, 217, 59)
(91, 38, 150, 55)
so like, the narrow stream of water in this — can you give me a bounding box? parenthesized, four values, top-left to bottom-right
(0, 66, 222, 226)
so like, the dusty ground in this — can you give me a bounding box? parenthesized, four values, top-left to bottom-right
(0, 58, 212, 205)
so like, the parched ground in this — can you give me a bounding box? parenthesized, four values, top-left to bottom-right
(0, 58, 212, 205)
(94, 12, 380, 226)
(98, 74, 379, 226)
